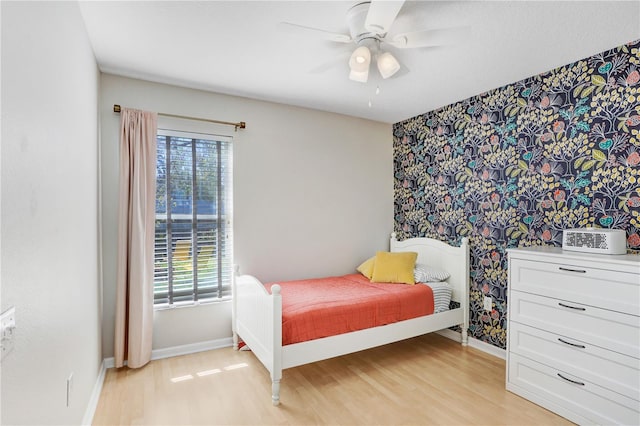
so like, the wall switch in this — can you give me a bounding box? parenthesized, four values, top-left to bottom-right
(66, 373, 74, 407)
(1, 306, 16, 361)
(483, 296, 492, 311)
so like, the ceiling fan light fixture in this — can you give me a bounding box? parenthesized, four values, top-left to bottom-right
(349, 46, 371, 73)
(349, 68, 369, 83)
(377, 51, 401, 79)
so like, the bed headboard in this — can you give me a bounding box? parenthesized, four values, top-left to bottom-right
(390, 233, 469, 305)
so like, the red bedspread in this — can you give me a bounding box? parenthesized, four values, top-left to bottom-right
(265, 273, 434, 345)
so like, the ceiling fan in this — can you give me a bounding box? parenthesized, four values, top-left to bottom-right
(279, 0, 466, 83)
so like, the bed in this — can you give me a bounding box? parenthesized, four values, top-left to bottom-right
(232, 233, 470, 405)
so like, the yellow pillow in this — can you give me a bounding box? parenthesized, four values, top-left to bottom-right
(371, 251, 418, 284)
(356, 256, 376, 279)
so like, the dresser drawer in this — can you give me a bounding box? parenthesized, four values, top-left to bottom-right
(508, 353, 640, 425)
(509, 322, 640, 401)
(510, 290, 640, 359)
(509, 258, 640, 316)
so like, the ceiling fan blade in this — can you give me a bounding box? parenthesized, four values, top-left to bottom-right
(388, 26, 470, 49)
(365, 0, 405, 34)
(277, 22, 352, 43)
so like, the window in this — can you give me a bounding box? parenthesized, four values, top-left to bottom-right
(153, 129, 232, 306)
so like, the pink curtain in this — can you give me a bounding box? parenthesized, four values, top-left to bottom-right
(114, 108, 157, 369)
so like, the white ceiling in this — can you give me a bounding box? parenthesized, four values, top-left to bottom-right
(79, 1, 640, 124)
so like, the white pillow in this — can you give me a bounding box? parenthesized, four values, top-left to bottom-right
(421, 281, 452, 313)
(414, 263, 450, 282)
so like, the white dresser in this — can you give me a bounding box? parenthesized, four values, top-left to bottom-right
(506, 246, 640, 425)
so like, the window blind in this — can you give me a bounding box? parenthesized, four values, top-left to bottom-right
(153, 130, 232, 306)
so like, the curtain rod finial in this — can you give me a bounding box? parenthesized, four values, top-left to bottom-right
(113, 104, 121, 113)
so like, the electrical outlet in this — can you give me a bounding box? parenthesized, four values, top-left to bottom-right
(66, 373, 74, 407)
(483, 296, 492, 311)
(1, 307, 16, 361)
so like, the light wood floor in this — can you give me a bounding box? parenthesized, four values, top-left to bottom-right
(93, 333, 571, 425)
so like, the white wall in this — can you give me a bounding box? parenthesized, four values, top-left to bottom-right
(100, 74, 393, 356)
(1, 2, 101, 424)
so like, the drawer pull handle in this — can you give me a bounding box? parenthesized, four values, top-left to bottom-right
(557, 373, 585, 386)
(559, 267, 586, 273)
(557, 338, 586, 349)
(558, 302, 586, 311)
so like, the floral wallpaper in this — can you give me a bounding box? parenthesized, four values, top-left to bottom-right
(393, 40, 640, 349)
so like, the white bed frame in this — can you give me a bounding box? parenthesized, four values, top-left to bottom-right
(232, 233, 469, 405)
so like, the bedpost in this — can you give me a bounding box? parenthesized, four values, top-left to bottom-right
(272, 380, 281, 406)
(271, 284, 283, 406)
(460, 237, 470, 346)
(232, 264, 239, 350)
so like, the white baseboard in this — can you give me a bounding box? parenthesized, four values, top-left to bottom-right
(150, 337, 233, 361)
(82, 359, 107, 426)
(103, 336, 233, 369)
(468, 337, 506, 359)
(103, 357, 116, 369)
(436, 330, 506, 360)
(436, 328, 462, 343)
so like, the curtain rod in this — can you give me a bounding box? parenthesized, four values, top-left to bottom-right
(113, 104, 246, 131)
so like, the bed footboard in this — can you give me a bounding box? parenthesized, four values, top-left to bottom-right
(232, 272, 283, 405)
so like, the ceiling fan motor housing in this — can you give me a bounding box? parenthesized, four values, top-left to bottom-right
(347, 2, 383, 46)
